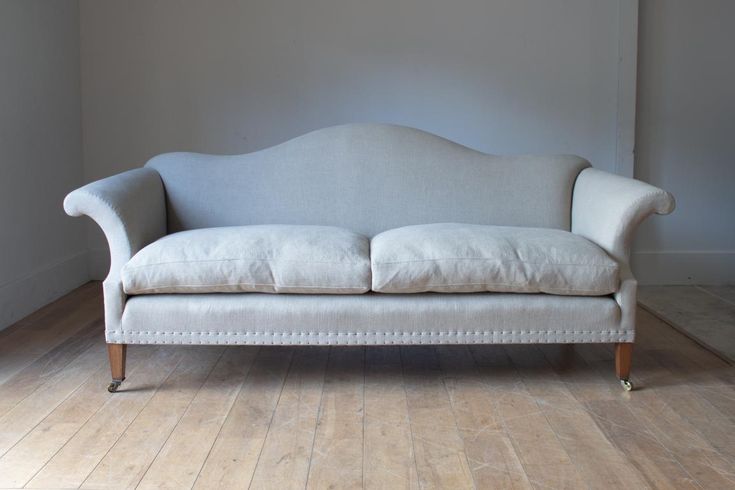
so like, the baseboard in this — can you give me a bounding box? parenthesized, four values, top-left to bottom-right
(632, 251, 735, 285)
(0, 251, 90, 331)
(88, 247, 110, 281)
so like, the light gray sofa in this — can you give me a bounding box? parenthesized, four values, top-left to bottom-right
(64, 124, 674, 392)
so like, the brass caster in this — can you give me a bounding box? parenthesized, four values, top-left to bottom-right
(620, 379, 633, 392)
(107, 380, 122, 393)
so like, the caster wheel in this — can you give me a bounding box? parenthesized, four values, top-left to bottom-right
(107, 381, 122, 393)
(620, 379, 633, 392)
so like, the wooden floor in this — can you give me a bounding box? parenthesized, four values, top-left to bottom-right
(1, 283, 734, 489)
(640, 285, 735, 362)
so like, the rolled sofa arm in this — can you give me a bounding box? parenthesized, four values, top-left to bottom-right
(571, 168, 675, 265)
(64, 168, 166, 333)
(573, 169, 673, 334)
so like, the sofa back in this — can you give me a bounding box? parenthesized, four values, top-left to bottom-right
(146, 124, 590, 236)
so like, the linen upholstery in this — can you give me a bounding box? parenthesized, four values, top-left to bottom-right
(62, 123, 675, 345)
(63, 168, 166, 332)
(117, 292, 628, 345)
(146, 124, 591, 236)
(371, 223, 619, 295)
(572, 168, 675, 263)
(122, 225, 371, 294)
(571, 168, 674, 333)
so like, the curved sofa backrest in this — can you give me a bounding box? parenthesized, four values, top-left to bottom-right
(146, 123, 590, 237)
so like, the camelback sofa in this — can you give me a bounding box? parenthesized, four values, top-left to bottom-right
(64, 123, 674, 392)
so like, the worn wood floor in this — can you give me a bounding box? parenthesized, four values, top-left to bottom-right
(639, 285, 735, 362)
(0, 282, 734, 489)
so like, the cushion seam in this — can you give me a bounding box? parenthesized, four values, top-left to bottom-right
(372, 257, 618, 267)
(124, 257, 370, 269)
(374, 282, 615, 294)
(126, 282, 369, 293)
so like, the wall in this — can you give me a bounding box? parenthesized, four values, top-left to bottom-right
(633, 0, 735, 284)
(79, 0, 627, 277)
(0, 2, 728, 332)
(79, 1, 733, 285)
(0, 1, 88, 330)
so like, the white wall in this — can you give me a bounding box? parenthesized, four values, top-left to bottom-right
(632, 0, 735, 284)
(0, 1, 88, 330)
(79, 0, 627, 277)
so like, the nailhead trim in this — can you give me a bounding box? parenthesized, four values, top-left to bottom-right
(111, 329, 628, 335)
(107, 329, 633, 345)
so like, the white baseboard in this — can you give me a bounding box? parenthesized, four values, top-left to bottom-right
(0, 251, 90, 331)
(632, 251, 735, 285)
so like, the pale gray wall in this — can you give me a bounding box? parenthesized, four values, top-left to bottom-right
(633, 0, 735, 284)
(79, 0, 625, 277)
(0, 1, 729, 331)
(75, 0, 735, 285)
(0, 1, 88, 330)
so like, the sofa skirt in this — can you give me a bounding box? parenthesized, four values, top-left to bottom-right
(113, 292, 631, 345)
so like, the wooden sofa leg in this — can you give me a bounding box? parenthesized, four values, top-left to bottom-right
(615, 342, 634, 391)
(107, 343, 127, 393)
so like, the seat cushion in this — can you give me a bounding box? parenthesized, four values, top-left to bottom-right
(122, 225, 371, 294)
(371, 223, 619, 295)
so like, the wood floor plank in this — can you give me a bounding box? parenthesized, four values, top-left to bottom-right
(646, 350, 735, 462)
(0, 283, 101, 386)
(0, 321, 100, 418)
(588, 398, 701, 490)
(631, 350, 735, 477)
(25, 345, 197, 489)
(1, 283, 734, 489)
(469, 345, 588, 489)
(623, 383, 735, 488)
(0, 281, 99, 342)
(539, 344, 701, 490)
(701, 285, 735, 305)
(192, 347, 294, 489)
(639, 285, 735, 362)
(81, 347, 253, 490)
(306, 346, 365, 490)
(248, 347, 330, 490)
(0, 345, 157, 488)
(436, 346, 531, 489)
(691, 383, 735, 425)
(505, 345, 650, 489)
(362, 346, 420, 490)
(637, 308, 731, 374)
(8, 282, 100, 332)
(401, 346, 474, 490)
(574, 342, 735, 488)
(135, 346, 257, 490)
(635, 310, 735, 418)
(0, 338, 108, 458)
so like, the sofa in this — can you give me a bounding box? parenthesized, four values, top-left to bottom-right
(64, 123, 674, 392)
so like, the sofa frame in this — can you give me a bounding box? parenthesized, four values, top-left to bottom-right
(64, 124, 674, 392)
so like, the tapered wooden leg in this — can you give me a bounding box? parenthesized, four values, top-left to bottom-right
(107, 343, 127, 393)
(615, 342, 633, 391)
